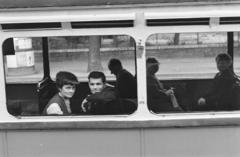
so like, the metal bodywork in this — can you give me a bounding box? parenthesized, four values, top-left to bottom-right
(0, 0, 240, 9)
(1, 1, 240, 157)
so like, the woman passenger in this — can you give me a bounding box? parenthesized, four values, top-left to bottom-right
(146, 57, 182, 113)
(43, 71, 78, 115)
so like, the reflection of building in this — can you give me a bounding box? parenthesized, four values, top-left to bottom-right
(5, 38, 35, 76)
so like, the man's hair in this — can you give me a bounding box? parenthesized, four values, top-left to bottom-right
(56, 71, 78, 89)
(108, 58, 122, 69)
(146, 57, 159, 64)
(88, 71, 106, 83)
(215, 53, 232, 63)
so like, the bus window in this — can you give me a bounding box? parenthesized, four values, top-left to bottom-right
(146, 32, 240, 113)
(234, 32, 240, 76)
(48, 36, 136, 80)
(3, 35, 137, 116)
(3, 37, 43, 116)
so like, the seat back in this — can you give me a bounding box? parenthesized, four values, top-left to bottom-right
(37, 77, 58, 114)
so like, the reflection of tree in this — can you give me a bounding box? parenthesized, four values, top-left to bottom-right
(113, 36, 118, 47)
(173, 33, 179, 45)
(88, 36, 103, 72)
(129, 37, 135, 46)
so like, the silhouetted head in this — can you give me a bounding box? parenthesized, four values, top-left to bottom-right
(146, 57, 159, 75)
(108, 58, 123, 75)
(215, 53, 232, 72)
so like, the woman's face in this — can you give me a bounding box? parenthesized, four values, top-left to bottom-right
(59, 84, 76, 98)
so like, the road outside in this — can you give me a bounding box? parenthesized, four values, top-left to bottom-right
(5, 55, 240, 83)
(5, 32, 240, 83)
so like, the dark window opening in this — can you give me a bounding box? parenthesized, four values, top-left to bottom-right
(3, 35, 137, 116)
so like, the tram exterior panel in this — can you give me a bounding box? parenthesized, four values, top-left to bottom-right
(1, 127, 240, 157)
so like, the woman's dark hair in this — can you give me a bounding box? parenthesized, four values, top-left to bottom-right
(146, 57, 159, 74)
(146, 57, 159, 64)
(88, 71, 106, 83)
(56, 71, 78, 89)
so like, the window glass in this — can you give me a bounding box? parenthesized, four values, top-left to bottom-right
(3, 37, 43, 116)
(48, 35, 136, 80)
(146, 32, 240, 113)
(146, 33, 227, 79)
(234, 32, 240, 76)
(4, 35, 137, 116)
(4, 37, 43, 83)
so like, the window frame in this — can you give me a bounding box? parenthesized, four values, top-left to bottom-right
(1, 4, 240, 128)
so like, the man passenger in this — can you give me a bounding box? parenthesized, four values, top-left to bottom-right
(108, 58, 137, 98)
(81, 71, 120, 114)
(198, 53, 240, 110)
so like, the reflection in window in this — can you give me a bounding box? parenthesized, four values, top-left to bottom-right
(3, 35, 137, 116)
(233, 32, 240, 76)
(146, 32, 240, 113)
(3, 37, 42, 116)
(4, 38, 43, 82)
(48, 36, 136, 80)
(146, 32, 227, 79)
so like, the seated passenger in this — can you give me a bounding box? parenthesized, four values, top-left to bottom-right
(108, 58, 137, 99)
(81, 71, 120, 115)
(198, 53, 240, 111)
(146, 57, 182, 113)
(43, 71, 78, 115)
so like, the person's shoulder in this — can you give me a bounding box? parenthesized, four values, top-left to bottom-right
(147, 74, 157, 81)
(46, 103, 63, 115)
(44, 95, 62, 115)
(120, 69, 134, 78)
(221, 70, 236, 79)
(103, 84, 118, 95)
(215, 71, 239, 83)
(47, 103, 60, 110)
(119, 69, 128, 75)
(48, 93, 61, 103)
(214, 72, 221, 78)
(104, 84, 115, 90)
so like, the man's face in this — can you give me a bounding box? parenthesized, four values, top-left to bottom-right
(89, 78, 105, 94)
(59, 84, 76, 98)
(217, 60, 231, 72)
